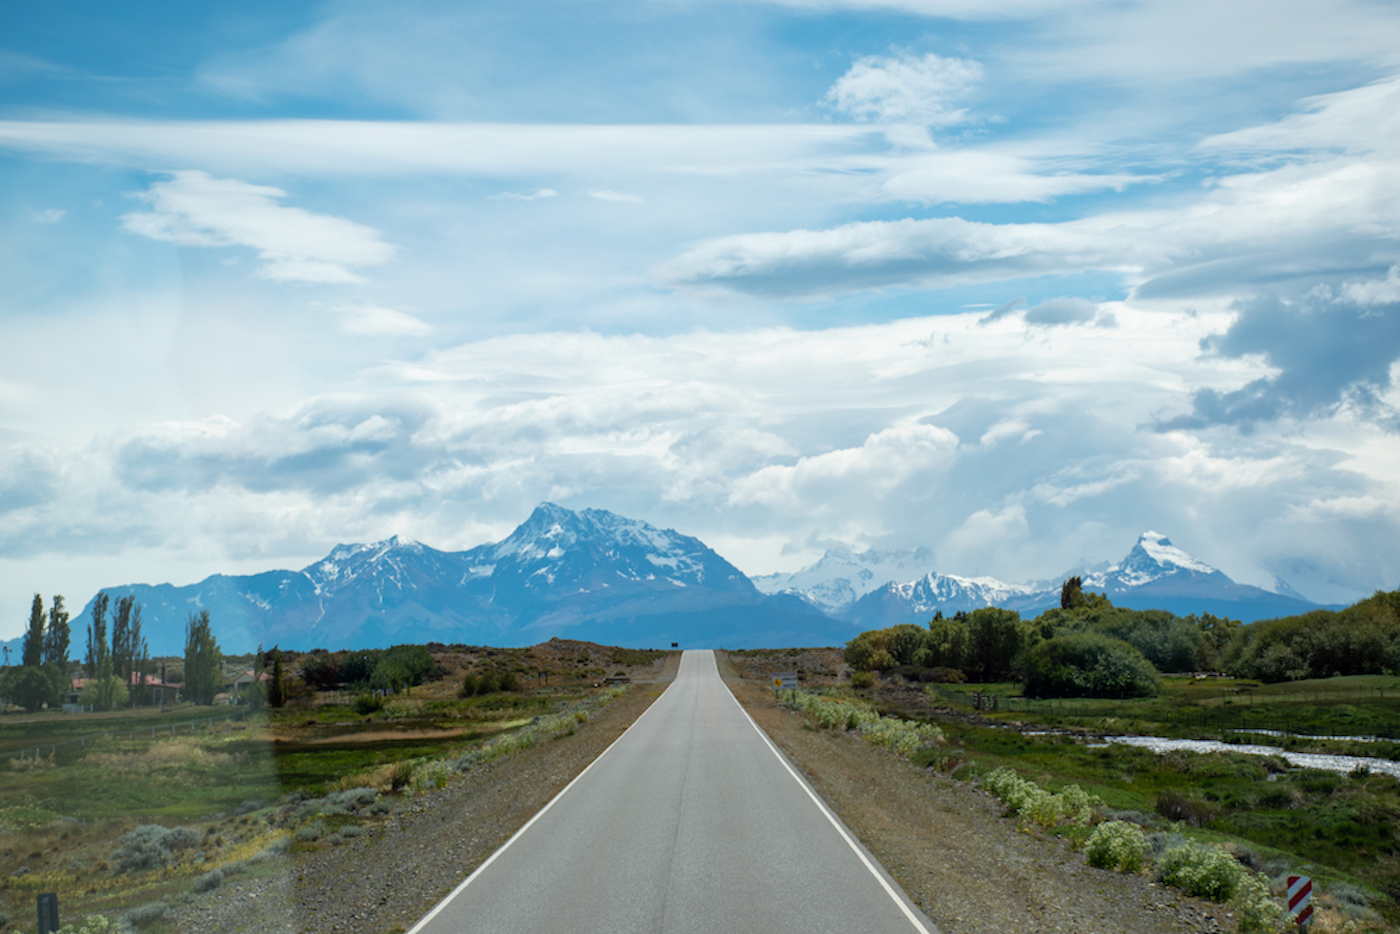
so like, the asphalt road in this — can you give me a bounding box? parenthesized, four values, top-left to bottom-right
(408, 650, 939, 934)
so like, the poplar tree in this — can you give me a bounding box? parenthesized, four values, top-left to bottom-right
(22, 595, 45, 667)
(184, 611, 222, 706)
(86, 592, 111, 679)
(43, 595, 71, 672)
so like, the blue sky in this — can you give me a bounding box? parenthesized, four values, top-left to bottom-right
(3, 0, 1400, 634)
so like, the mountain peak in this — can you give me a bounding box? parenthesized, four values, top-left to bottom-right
(1127, 531, 1218, 575)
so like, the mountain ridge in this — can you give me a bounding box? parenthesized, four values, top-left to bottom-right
(68, 513, 1333, 656)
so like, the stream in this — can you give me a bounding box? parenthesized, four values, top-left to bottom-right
(1096, 735, 1400, 779)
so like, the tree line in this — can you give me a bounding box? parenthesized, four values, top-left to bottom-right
(843, 577, 1400, 697)
(2, 593, 232, 712)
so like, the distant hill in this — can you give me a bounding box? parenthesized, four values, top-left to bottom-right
(75, 503, 846, 655)
(843, 532, 1325, 628)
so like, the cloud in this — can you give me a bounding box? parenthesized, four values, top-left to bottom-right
(4, 306, 1398, 605)
(121, 171, 395, 283)
(326, 304, 432, 337)
(1200, 75, 1400, 158)
(588, 190, 644, 203)
(1345, 265, 1400, 307)
(879, 149, 1153, 204)
(824, 51, 983, 125)
(663, 143, 1400, 299)
(659, 215, 1144, 297)
(1023, 296, 1098, 327)
(1162, 287, 1400, 429)
(491, 188, 559, 201)
(0, 120, 885, 179)
(33, 208, 65, 224)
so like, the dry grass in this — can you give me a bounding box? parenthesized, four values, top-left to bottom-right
(82, 736, 235, 778)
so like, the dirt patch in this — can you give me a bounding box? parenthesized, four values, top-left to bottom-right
(721, 660, 1238, 934)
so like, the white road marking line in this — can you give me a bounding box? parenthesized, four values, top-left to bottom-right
(722, 679, 940, 934)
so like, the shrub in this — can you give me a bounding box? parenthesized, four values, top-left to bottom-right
(1086, 821, 1148, 873)
(55, 916, 112, 934)
(295, 820, 326, 843)
(410, 760, 454, 793)
(1156, 841, 1244, 901)
(388, 761, 414, 792)
(850, 671, 875, 689)
(1022, 633, 1159, 698)
(353, 693, 384, 715)
(193, 868, 224, 893)
(1233, 870, 1283, 933)
(1155, 791, 1219, 827)
(124, 903, 168, 929)
(981, 767, 1101, 830)
(111, 824, 200, 873)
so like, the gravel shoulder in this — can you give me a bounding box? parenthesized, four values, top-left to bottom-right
(721, 664, 1239, 934)
(165, 661, 677, 934)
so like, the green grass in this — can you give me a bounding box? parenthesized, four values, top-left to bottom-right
(926, 712, 1400, 923)
(924, 675, 1400, 742)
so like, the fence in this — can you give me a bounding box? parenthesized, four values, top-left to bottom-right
(7, 710, 250, 763)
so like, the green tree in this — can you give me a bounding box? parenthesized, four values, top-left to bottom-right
(268, 648, 286, 708)
(3, 665, 55, 711)
(43, 595, 71, 672)
(85, 592, 111, 679)
(22, 594, 46, 667)
(964, 607, 1023, 681)
(921, 614, 970, 670)
(183, 611, 222, 706)
(1060, 575, 1084, 610)
(79, 675, 129, 712)
(111, 596, 150, 706)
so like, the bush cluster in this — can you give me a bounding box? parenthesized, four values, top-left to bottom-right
(110, 824, 200, 873)
(784, 691, 942, 757)
(1085, 820, 1148, 873)
(980, 767, 1098, 829)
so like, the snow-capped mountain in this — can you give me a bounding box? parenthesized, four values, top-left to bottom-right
(76, 504, 837, 654)
(752, 547, 936, 614)
(846, 532, 1323, 627)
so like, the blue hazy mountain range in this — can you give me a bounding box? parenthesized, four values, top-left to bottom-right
(72, 504, 843, 655)
(771, 531, 1326, 630)
(68, 508, 1327, 656)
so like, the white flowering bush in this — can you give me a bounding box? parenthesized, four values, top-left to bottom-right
(56, 916, 111, 934)
(784, 691, 942, 757)
(981, 767, 1101, 830)
(1085, 820, 1148, 873)
(1233, 869, 1284, 933)
(1156, 840, 1244, 901)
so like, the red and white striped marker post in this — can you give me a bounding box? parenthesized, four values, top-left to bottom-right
(1287, 875, 1313, 927)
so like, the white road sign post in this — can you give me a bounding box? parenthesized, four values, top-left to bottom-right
(773, 671, 799, 692)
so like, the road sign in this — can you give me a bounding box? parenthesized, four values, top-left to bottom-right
(772, 672, 799, 690)
(1287, 875, 1313, 926)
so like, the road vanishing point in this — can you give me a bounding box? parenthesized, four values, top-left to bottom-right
(408, 649, 940, 934)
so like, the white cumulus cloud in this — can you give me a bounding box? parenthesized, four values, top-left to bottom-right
(825, 51, 983, 125)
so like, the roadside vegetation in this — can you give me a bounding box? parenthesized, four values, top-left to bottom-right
(0, 638, 670, 932)
(729, 584, 1400, 933)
